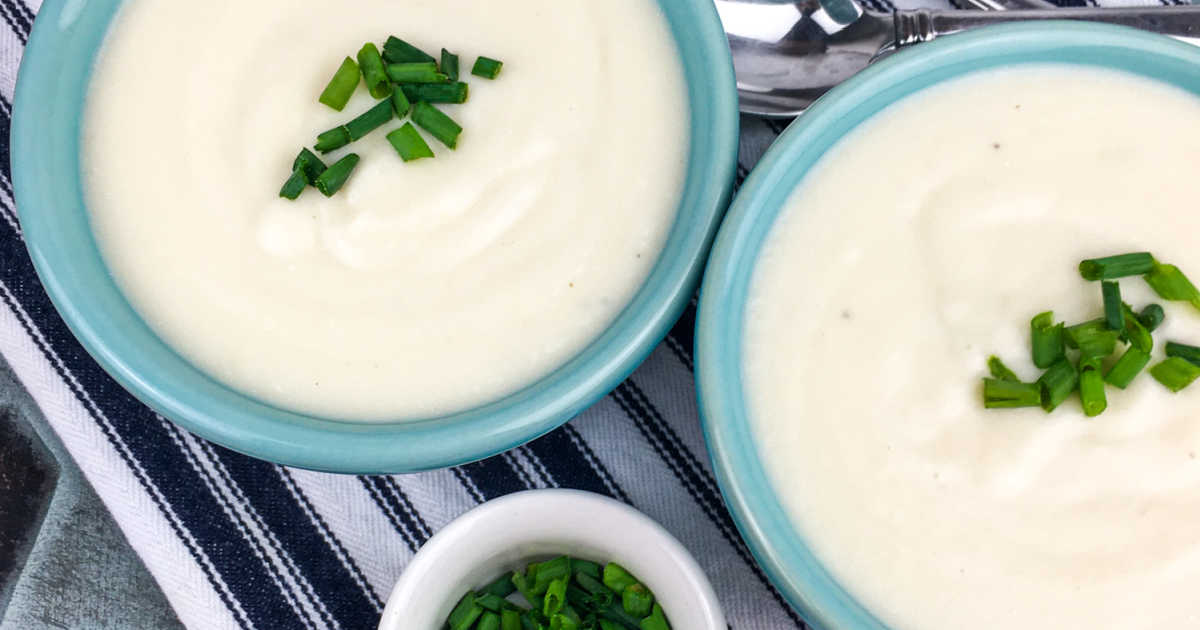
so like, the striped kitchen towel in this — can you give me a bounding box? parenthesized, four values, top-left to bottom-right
(0, 0, 1185, 628)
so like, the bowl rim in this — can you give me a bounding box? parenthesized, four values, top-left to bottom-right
(11, 0, 738, 473)
(695, 21, 1200, 630)
(377, 489, 726, 630)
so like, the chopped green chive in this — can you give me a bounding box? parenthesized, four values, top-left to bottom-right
(382, 36, 436, 64)
(1150, 356, 1200, 392)
(1119, 303, 1153, 353)
(278, 169, 307, 200)
(544, 578, 567, 617)
(477, 612, 501, 630)
(501, 609, 522, 630)
(475, 593, 508, 612)
(400, 82, 470, 104)
(1145, 262, 1200, 310)
(441, 48, 460, 81)
(598, 622, 622, 630)
(318, 57, 360, 111)
(987, 356, 1019, 382)
(602, 564, 639, 594)
(510, 572, 543, 613)
(385, 61, 449, 84)
(532, 557, 572, 595)
(1078, 365, 1107, 417)
(447, 594, 483, 630)
(622, 584, 653, 618)
(639, 603, 671, 630)
(345, 99, 394, 141)
(314, 126, 351, 153)
(482, 573, 517, 598)
(472, 55, 504, 79)
(573, 560, 601, 580)
(1038, 359, 1078, 412)
(982, 378, 1041, 408)
(357, 42, 392, 99)
(1138, 303, 1166, 332)
(1079, 252, 1156, 281)
(412, 101, 463, 149)
(387, 123, 434, 162)
(1105, 346, 1151, 389)
(1031, 311, 1065, 368)
(314, 154, 359, 197)
(1165, 341, 1200, 367)
(1065, 319, 1120, 359)
(292, 148, 327, 183)
(390, 87, 411, 118)
(1102, 281, 1123, 330)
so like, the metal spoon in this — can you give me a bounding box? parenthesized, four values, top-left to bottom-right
(719, 0, 1200, 117)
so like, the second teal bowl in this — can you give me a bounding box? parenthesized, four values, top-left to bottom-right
(12, 0, 738, 473)
(696, 21, 1200, 630)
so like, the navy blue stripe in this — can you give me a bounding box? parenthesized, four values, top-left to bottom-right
(452, 455, 530, 501)
(278, 468, 385, 610)
(4, 0, 33, 25)
(208, 446, 381, 630)
(522, 426, 622, 500)
(560, 423, 632, 504)
(610, 381, 807, 628)
(358, 475, 432, 552)
(382, 477, 433, 539)
(665, 300, 696, 371)
(0, 0, 28, 44)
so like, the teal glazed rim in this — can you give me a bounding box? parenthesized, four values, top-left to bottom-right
(696, 22, 1200, 630)
(12, 0, 738, 473)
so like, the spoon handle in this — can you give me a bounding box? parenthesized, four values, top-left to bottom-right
(895, 6, 1200, 46)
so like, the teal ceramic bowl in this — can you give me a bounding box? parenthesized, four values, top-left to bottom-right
(12, 0, 737, 473)
(696, 22, 1200, 630)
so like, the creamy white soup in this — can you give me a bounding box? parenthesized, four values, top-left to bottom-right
(84, 0, 688, 420)
(744, 66, 1200, 630)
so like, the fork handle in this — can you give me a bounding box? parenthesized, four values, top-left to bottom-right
(894, 6, 1200, 46)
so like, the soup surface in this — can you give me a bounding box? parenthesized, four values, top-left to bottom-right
(744, 65, 1200, 630)
(84, 0, 688, 420)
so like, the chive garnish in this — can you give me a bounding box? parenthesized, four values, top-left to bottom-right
(477, 612, 501, 630)
(1030, 311, 1065, 368)
(472, 56, 504, 79)
(314, 154, 359, 197)
(543, 578, 568, 617)
(1079, 252, 1156, 281)
(441, 48, 460, 81)
(314, 126, 351, 153)
(357, 42, 392, 99)
(1138, 303, 1166, 332)
(1065, 319, 1120, 359)
(386, 123, 434, 162)
(602, 564, 638, 594)
(390, 87, 412, 118)
(982, 378, 1041, 408)
(1078, 364, 1107, 417)
(482, 573, 517, 598)
(1144, 262, 1200, 310)
(447, 594, 484, 630)
(501, 610, 521, 630)
(1102, 281, 1123, 330)
(475, 593, 508, 612)
(1117, 303, 1153, 353)
(1165, 341, 1200, 367)
(292, 148, 327, 183)
(1105, 346, 1151, 389)
(640, 604, 670, 630)
(382, 36, 436, 64)
(345, 99, 395, 141)
(988, 356, 1019, 382)
(1038, 359, 1078, 412)
(1151, 357, 1200, 392)
(278, 169, 307, 200)
(573, 560, 602, 580)
(532, 556, 572, 595)
(412, 101, 463, 148)
(622, 584, 654, 618)
(318, 57, 360, 111)
(400, 82, 470, 104)
(385, 62, 449, 84)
